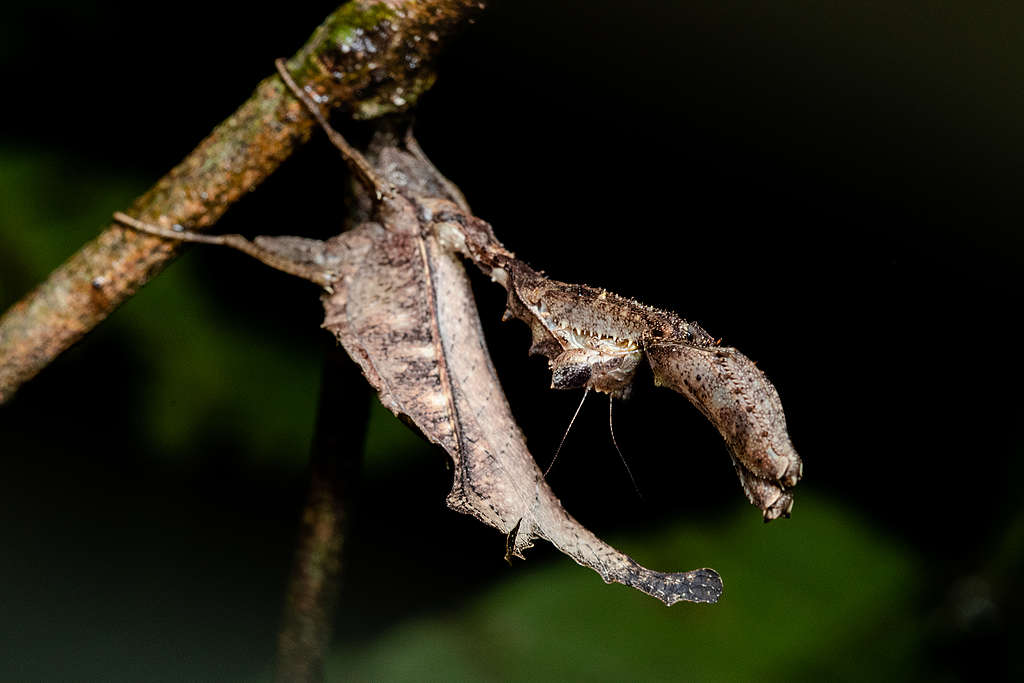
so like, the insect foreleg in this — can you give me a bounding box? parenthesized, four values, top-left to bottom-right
(112, 212, 339, 287)
(274, 59, 392, 201)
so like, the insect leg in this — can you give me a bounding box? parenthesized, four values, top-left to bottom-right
(504, 517, 523, 565)
(274, 59, 391, 201)
(112, 212, 336, 287)
(401, 130, 471, 212)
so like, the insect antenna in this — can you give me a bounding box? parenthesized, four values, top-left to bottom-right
(609, 396, 643, 500)
(544, 388, 590, 477)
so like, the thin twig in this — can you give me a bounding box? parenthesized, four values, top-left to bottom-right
(0, 0, 484, 404)
(275, 346, 369, 683)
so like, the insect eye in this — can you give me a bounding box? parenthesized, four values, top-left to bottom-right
(552, 363, 592, 390)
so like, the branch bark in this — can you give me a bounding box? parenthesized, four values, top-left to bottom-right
(0, 0, 483, 404)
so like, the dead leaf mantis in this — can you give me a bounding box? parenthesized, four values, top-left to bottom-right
(113, 58, 802, 605)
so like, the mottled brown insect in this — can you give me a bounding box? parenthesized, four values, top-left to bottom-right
(112, 58, 802, 604)
(431, 201, 802, 521)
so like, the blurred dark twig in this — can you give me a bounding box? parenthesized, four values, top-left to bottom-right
(276, 347, 369, 683)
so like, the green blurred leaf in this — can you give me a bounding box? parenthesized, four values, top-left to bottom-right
(328, 494, 922, 681)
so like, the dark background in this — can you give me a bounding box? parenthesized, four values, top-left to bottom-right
(1, 1, 1021, 680)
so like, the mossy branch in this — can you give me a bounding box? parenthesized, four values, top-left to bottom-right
(0, 0, 483, 404)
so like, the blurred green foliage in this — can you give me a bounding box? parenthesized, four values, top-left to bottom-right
(330, 494, 921, 682)
(0, 147, 323, 470)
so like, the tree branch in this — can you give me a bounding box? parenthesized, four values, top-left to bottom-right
(0, 0, 483, 404)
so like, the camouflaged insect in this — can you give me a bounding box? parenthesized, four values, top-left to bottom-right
(430, 204, 802, 522)
(111, 59, 803, 605)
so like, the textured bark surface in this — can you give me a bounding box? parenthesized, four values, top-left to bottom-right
(0, 0, 483, 404)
